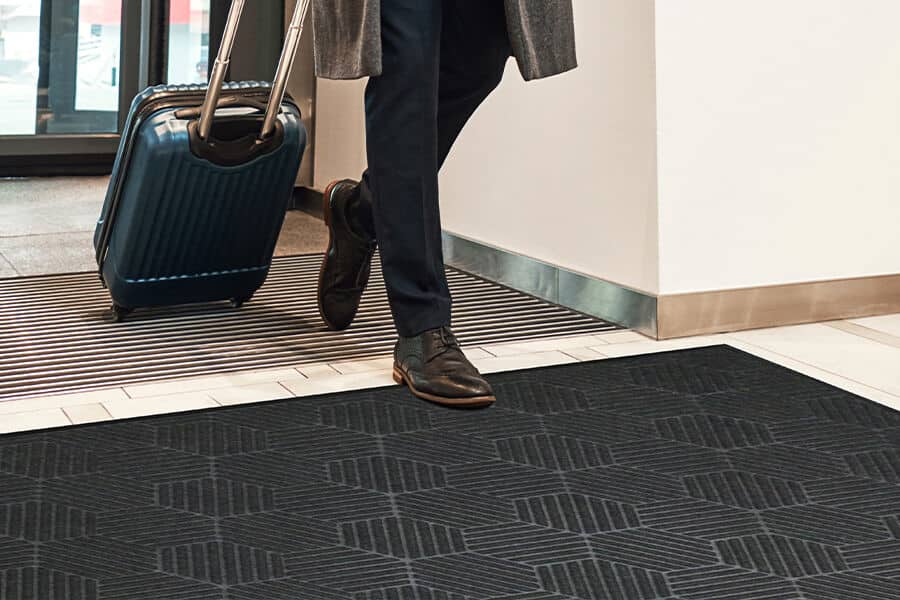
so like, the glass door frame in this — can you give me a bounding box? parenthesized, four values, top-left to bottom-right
(0, 0, 158, 175)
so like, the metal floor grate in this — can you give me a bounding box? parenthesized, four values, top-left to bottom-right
(0, 254, 621, 400)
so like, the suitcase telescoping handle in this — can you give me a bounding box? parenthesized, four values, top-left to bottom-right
(197, 0, 312, 141)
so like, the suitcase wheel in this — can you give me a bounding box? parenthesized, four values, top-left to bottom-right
(108, 304, 133, 323)
(230, 296, 251, 309)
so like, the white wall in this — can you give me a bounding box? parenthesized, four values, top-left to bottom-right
(440, 0, 659, 294)
(656, 0, 900, 294)
(309, 1, 900, 300)
(309, 0, 660, 295)
(312, 78, 367, 188)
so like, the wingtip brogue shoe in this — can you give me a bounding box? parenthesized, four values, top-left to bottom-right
(317, 179, 378, 331)
(392, 325, 496, 408)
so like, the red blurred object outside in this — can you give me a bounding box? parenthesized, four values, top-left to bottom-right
(78, 0, 201, 25)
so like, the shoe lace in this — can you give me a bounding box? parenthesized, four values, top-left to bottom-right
(426, 326, 463, 363)
(439, 326, 460, 349)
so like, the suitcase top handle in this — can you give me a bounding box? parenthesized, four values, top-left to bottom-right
(198, 0, 311, 142)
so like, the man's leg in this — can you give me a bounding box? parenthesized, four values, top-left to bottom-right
(356, 0, 447, 339)
(350, 0, 512, 406)
(350, 0, 512, 339)
(436, 0, 512, 167)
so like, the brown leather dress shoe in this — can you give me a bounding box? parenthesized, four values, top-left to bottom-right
(317, 179, 377, 330)
(392, 325, 496, 408)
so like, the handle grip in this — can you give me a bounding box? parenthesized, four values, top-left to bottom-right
(261, 0, 311, 138)
(198, 0, 311, 141)
(176, 96, 269, 120)
(198, 0, 245, 140)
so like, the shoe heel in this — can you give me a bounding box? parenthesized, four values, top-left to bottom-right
(322, 182, 335, 227)
(392, 368, 405, 385)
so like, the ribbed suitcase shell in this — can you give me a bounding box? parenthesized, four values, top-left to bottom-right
(93, 81, 306, 311)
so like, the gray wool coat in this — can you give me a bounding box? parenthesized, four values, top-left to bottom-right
(310, 0, 578, 81)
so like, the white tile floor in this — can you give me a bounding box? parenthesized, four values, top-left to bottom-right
(1, 315, 899, 434)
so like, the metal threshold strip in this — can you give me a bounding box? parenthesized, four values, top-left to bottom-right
(0, 254, 622, 400)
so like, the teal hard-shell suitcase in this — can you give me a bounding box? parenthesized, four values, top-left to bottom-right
(93, 0, 310, 321)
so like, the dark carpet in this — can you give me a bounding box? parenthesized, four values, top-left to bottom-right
(2, 345, 900, 600)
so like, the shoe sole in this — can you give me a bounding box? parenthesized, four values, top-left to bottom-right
(317, 180, 351, 331)
(392, 366, 496, 408)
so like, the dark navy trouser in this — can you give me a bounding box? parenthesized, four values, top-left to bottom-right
(354, 0, 512, 338)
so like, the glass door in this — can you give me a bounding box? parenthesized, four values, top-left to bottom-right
(0, 0, 282, 176)
(0, 0, 45, 135)
(42, 0, 122, 134)
(0, 0, 141, 174)
(0, 0, 212, 175)
(167, 0, 209, 86)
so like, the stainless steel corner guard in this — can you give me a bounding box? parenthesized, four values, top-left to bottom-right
(442, 231, 658, 338)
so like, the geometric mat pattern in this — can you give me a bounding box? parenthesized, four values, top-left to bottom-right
(2, 345, 900, 599)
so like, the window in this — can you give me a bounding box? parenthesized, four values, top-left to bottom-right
(0, 0, 122, 136)
(167, 0, 210, 85)
(0, 0, 43, 135)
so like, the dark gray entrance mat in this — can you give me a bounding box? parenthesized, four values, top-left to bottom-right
(2, 345, 900, 599)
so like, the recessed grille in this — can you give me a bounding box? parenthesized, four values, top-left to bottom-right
(0, 254, 621, 400)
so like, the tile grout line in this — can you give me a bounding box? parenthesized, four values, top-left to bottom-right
(3, 405, 72, 418)
(100, 401, 115, 418)
(99, 390, 220, 421)
(60, 406, 92, 424)
(823, 320, 900, 350)
(328, 359, 390, 376)
(11, 360, 384, 411)
(720, 335, 900, 400)
(0, 230, 96, 240)
(0, 250, 20, 276)
(100, 403, 114, 419)
(559, 350, 589, 362)
(316, 364, 348, 377)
